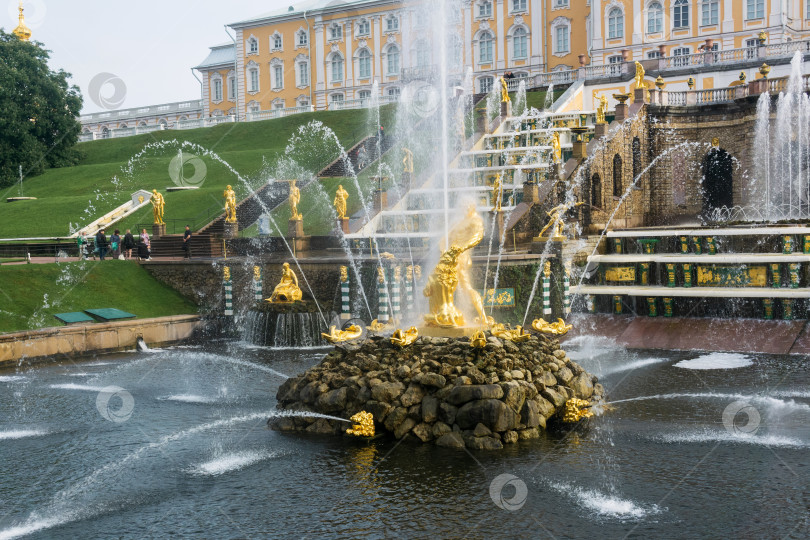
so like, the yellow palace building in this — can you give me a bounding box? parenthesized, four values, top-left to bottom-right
(194, 0, 591, 117)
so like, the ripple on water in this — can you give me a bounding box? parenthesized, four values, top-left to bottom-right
(0, 430, 49, 441)
(674, 353, 753, 370)
(159, 394, 219, 404)
(659, 429, 807, 448)
(188, 451, 284, 477)
(0, 376, 26, 383)
(48, 383, 108, 392)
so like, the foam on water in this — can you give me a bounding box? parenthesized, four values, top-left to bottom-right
(0, 430, 49, 441)
(549, 482, 659, 519)
(48, 383, 108, 392)
(0, 517, 64, 540)
(659, 429, 807, 448)
(160, 394, 218, 404)
(0, 376, 26, 383)
(189, 450, 283, 476)
(609, 393, 810, 413)
(674, 353, 753, 370)
(597, 358, 669, 377)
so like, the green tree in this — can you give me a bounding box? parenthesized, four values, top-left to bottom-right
(0, 30, 83, 188)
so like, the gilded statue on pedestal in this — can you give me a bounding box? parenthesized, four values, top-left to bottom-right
(492, 174, 503, 212)
(596, 95, 608, 124)
(500, 77, 510, 103)
(563, 398, 594, 423)
(491, 323, 531, 342)
(289, 180, 302, 220)
(423, 204, 490, 328)
(346, 411, 375, 437)
(634, 61, 645, 89)
(267, 262, 303, 303)
(402, 148, 414, 173)
(223, 184, 237, 224)
(551, 132, 562, 163)
(531, 317, 573, 335)
(333, 184, 349, 220)
(151, 189, 165, 225)
(391, 327, 418, 348)
(322, 324, 362, 343)
(538, 201, 584, 240)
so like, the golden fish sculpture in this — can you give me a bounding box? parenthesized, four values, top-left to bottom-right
(470, 330, 488, 349)
(322, 324, 363, 343)
(391, 327, 418, 348)
(491, 323, 531, 343)
(346, 411, 375, 437)
(366, 319, 391, 332)
(562, 399, 594, 423)
(531, 317, 573, 336)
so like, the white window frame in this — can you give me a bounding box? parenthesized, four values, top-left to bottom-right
(478, 31, 494, 64)
(357, 19, 370, 36)
(296, 58, 309, 87)
(512, 0, 528, 12)
(479, 76, 494, 93)
(552, 23, 570, 55)
(211, 75, 223, 103)
(513, 27, 529, 59)
(607, 54, 623, 75)
(297, 30, 308, 47)
(271, 32, 283, 52)
(246, 62, 260, 94)
(701, 0, 719, 26)
(385, 15, 399, 32)
(385, 44, 400, 76)
(746, 0, 765, 20)
(330, 93, 345, 106)
(357, 48, 372, 79)
(271, 63, 284, 90)
(608, 8, 624, 39)
(415, 40, 431, 67)
(329, 52, 344, 83)
(553, 0, 569, 7)
(387, 86, 401, 98)
(227, 73, 236, 101)
(329, 23, 343, 41)
(673, 46, 691, 67)
(247, 36, 259, 55)
(358, 89, 372, 103)
(673, 0, 689, 29)
(647, 2, 663, 34)
(477, 1, 493, 18)
(647, 50, 662, 59)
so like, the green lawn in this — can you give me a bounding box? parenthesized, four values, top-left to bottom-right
(0, 261, 197, 333)
(0, 106, 396, 238)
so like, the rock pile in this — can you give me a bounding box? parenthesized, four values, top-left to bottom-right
(270, 333, 604, 450)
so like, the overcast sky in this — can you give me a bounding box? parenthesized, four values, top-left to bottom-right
(3, 0, 296, 114)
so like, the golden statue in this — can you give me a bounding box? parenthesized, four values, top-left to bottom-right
(223, 184, 237, 224)
(596, 95, 608, 124)
(346, 411, 375, 437)
(551, 132, 562, 163)
(289, 179, 302, 220)
(414, 265, 422, 282)
(223, 266, 231, 281)
(367, 319, 390, 332)
(151, 189, 165, 225)
(470, 330, 487, 349)
(253, 265, 261, 281)
(423, 204, 491, 328)
(333, 184, 349, 220)
(391, 326, 418, 348)
(402, 148, 414, 174)
(267, 262, 303, 302)
(500, 77, 510, 103)
(340, 265, 348, 283)
(634, 61, 645, 89)
(492, 174, 503, 212)
(12, 1, 31, 41)
(538, 201, 584, 240)
(491, 323, 531, 343)
(563, 399, 594, 423)
(531, 317, 573, 335)
(322, 324, 363, 343)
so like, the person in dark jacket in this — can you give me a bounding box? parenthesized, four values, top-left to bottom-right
(96, 229, 108, 260)
(122, 229, 136, 259)
(110, 229, 121, 259)
(183, 225, 192, 259)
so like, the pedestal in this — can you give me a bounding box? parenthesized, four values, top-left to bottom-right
(633, 87, 648, 104)
(288, 217, 304, 238)
(401, 171, 412, 192)
(373, 189, 388, 213)
(492, 210, 505, 240)
(338, 218, 350, 234)
(476, 108, 488, 134)
(572, 139, 587, 160)
(522, 183, 539, 205)
(152, 224, 166, 238)
(615, 103, 628, 123)
(594, 123, 608, 139)
(500, 100, 512, 118)
(223, 222, 238, 239)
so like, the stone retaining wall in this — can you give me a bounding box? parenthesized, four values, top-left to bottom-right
(0, 314, 202, 366)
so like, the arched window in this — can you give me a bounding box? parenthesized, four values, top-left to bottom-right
(330, 53, 344, 82)
(513, 27, 528, 59)
(358, 90, 371, 103)
(632, 137, 642, 181)
(357, 19, 370, 36)
(247, 36, 258, 54)
(416, 41, 430, 67)
(613, 154, 623, 197)
(247, 64, 259, 93)
(608, 8, 624, 39)
(227, 74, 236, 100)
(478, 1, 493, 17)
(297, 30, 308, 47)
(647, 2, 663, 33)
(386, 45, 400, 75)
(702, 0, 719, 25)
(358, 49, 372, 79)
(674, 0, 689, 29)
(211, 77, 223, 102)
(479, 76, 494, 93)
(479, 31, 494, 64)
(591, 174, 602, 208)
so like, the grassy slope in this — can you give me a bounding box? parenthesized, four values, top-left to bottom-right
(0, 261, 197, 333)
(0, 107, 395, 238)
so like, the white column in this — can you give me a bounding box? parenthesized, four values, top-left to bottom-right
(373, 16, 382, 84)
(632, 0, 642, 49)
(314, 23, 325, 91)
(235, 29, 246, 118)
(769, 0, 784, 37)
(721, 0, 735, 33)
(345, 22, 353, 92)
(496, 0, 506, 70)
(530, 0, 543, 69)
(200, 71, 210, 117)
(591, 0, 603, 63)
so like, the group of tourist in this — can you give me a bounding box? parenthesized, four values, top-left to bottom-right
(78, 228, 152, 261)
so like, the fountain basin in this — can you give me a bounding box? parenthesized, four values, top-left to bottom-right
(270, 333, 604, 450)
